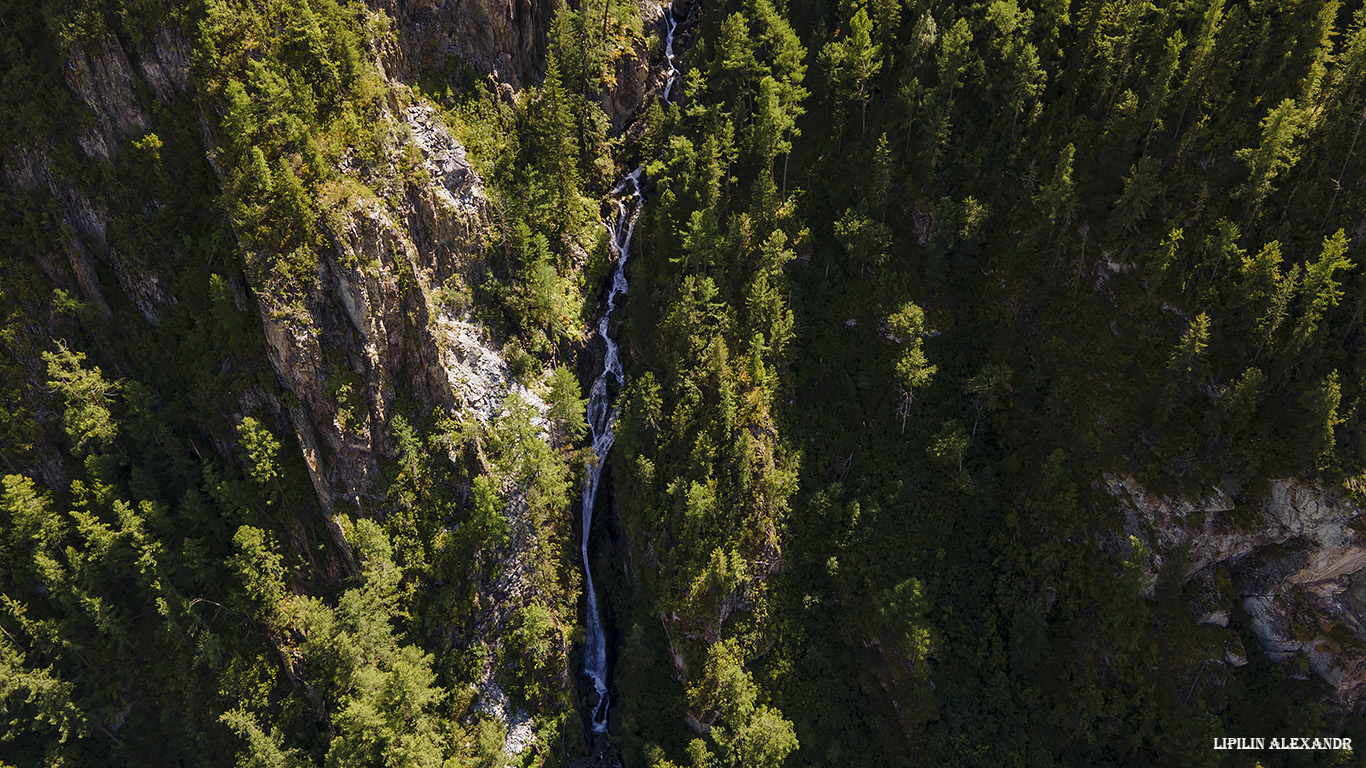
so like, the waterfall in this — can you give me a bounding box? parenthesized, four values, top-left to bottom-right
(580, 7, 680, 736)
(663, 12, 681, 102)
(580, 167, 641, 733)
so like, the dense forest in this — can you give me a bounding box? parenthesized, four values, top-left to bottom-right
(2, 0, 1366, 765)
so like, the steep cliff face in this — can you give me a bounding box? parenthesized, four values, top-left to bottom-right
(252, 96, 493, 512)
(22, 13, 547, 516)
(5, 27, 185, 323)
(1110, 475, 1366, 709)
(377, 0, 671, 135)
(7, 4, 569, 734)
(604, 2, 687, 133)
(377, 0, 552, 88)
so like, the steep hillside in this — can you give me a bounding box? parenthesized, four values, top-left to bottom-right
(0, 0, 640, 764)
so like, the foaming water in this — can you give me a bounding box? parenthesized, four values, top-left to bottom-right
(580, 8, 680, 735)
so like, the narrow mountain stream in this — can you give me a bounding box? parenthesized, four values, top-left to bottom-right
(580, 5, 682, 736)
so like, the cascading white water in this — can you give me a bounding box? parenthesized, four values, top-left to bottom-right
(580, 7, 681, 736)
(580, 167, 642, 733)
(662, 12, 681, 102)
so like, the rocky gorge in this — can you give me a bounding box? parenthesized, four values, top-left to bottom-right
(0, 0, 685, 760)
(5, 0, 1366, 764)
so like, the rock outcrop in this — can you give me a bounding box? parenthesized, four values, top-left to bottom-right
(5, 4, 657, 753)
(1109, 474, 1366, 709)
(62, 34, 151, 161)
(250, 92, 551, 513)
(378, 0, 553, 88)
(378, 0, 670, 134)
(605, 2, 688, 134)
(7, 14, 550, 541)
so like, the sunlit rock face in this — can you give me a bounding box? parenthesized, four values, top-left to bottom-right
(1110, 474, 1366, 709)
(20, 16, 521, 515)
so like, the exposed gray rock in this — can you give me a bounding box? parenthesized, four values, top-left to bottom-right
(109, 249, 176, 324)
(473, 675, 537, 757)
(63, 35, 149, 160)
(381, 0, 666, 136)
(136, 26, 192, 103)
(1109, 474, 1366, 709)
(405, 104, 483, 212)
(23, 7, 574, 736)
(601, 37, 651, 134)
(63, 238, 112, 321)
(3, 147, 47, 191)
(378, 0, 552, 89)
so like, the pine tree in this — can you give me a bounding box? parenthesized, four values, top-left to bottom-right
(43, 344, 119, 455)
(533, 54, 583, 235)
(987, 0, 1043, 135)
(1254, 263, 1300, 362)
(545, 365, 588, 444)
(1303, 370, 1344, 464)
(834, 208, 891, 276)
(237, 417, 283, 506)
(1239, 241, 1284, 307)
(1168, 312, 1211, 381)
(716, 12, 759, 112)
(1285, 230, 1353, 360)
(1236, 98, 1304, 212)
(822, 8, 884, 135)
(1324, 10, 1366, 224)
(1142, 32, 1185, 153)
(1034, 143, 1078, 239)
(1174, 0, 1226, 137)
(228, 525, 286, 626)
(889, 302, 937, 431)
(1111, 156, 1161, 233)
(896, 73, 927, 150)
(870, 132, 893, 222)
(936, 17, 974, 127)
(751, 76, 789, 174)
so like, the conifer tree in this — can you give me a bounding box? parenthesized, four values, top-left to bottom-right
(822, 7, 883, 135)
(1237, 98, 1304, 212)
(1112, 156, 1161, 233)
(1169, 312, 1211, 381)
(1285, 230, 1353, 360)
(870, 132, 893, 222)
(1142, 31, 1185, 153)
(533, 54, 582, 235)
(1175, 0, 1226, 136)
(43, 345, 119, 455)
(1034, 143, 1078, 239)
(546, 365, 588, 445)
(889, 302, 937, 431)
(717, 12, 759, 111)
(936, 17, 974, 127)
